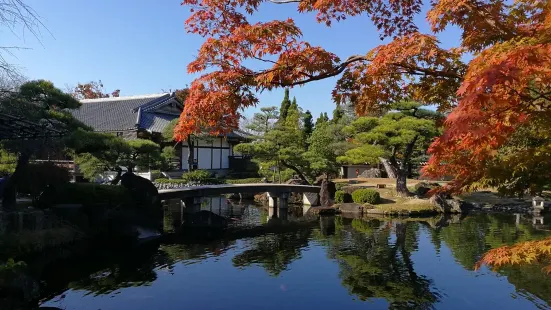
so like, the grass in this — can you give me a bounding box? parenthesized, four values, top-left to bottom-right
(459, 191, 529, 205)
(370, 201, 438, 215)
(332, 178, 441, 214)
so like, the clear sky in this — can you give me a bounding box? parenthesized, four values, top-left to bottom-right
(2, 0, 460, 119)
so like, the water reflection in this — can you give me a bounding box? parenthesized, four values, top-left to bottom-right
(316, 218, 439, 308)
(232, 229, 312, 276)
(38, 213, 551, 310)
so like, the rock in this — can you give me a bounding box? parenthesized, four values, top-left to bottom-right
(336, 203, 365, 214)
(121, 172, 162, 229)
(285, 178, 309, 185)
(414, 182, 442, 197)
(358, 168, 381, 178)
(430, 194, 469, 213)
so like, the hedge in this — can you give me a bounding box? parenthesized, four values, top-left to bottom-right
(225, 178, 263, 184)
(351, 189, 381, 204)
(181, 170, 223, 185)
(154, 178, 187, 184)
(335, 183, 348, 191)
(335, 190, 353, 203)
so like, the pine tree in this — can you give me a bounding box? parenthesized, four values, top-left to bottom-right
(302, 110, 314, 143)
(278, 88, 292, 124)
(315, 112, 327, 127)
(332, 105, 344, 123)
(291, 96, 298, 111)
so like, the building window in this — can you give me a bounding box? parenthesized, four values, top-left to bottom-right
(116, 132, 123, 137)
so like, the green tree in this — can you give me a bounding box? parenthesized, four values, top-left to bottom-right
(302, 110, 314, 143)
(315, 112, 329, 127)
(246, 106, 279, 136)
(304, 121, 339, 177)
(235, 102, 311, 183)
(68, 130, 164, 183)
(338, 102, 439, 196)
(277, 88, 292, 125)
(0, 80, 87, 209)
(332, 105, 344, 123)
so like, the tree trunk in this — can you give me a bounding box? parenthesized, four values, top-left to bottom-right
(379, 157, 398, 179)
(395, 135, 419, 197)
(110, 167, 123, 185)
(2, 152, 30, 211)
(187, 135, 195, 171)
(281, 160, 310, 184)
(395, 170, 410, 197)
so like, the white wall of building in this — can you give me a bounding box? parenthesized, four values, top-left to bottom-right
(181, 137, 234, 170)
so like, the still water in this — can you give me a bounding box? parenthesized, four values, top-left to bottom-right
(39, 202, 551, 310)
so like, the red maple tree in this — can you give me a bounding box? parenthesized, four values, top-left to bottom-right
(177, 0, 550, 184)
(71, 80, 121, 99)
(176, 0, 551, 271)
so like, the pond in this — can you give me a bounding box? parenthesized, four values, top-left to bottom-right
(37, 203, 551, 310)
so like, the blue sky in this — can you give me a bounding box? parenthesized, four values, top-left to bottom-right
(3, 0, 460, 119)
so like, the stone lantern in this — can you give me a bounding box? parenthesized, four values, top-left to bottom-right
(532, 196, 546, 211)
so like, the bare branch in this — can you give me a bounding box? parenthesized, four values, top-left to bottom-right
(0, 0, 48, 78)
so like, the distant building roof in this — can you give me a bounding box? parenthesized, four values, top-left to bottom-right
(71, 93, 179, 132)
(70, 93, 251, 141)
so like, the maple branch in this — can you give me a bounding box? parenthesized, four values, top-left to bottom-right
(274, 54, 369, 87)
(391, 62, 463, 79)
(464, 2, 516, 39)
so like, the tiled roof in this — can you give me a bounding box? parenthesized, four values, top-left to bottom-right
(71, 94, 172, 132)
(140, 112, 175, 133)
(226, 129, 252, 140)
(71, 93, 250, 141)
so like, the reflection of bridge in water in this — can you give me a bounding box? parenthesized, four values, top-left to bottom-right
(159, 183, 321, 222)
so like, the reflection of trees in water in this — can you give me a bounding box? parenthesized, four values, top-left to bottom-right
(67, 243, 166, 296)
(436, 214, 548, 269)
(329, 219, 438, 309)
(435, 213, 551, 306)
(159, 240, 236, 270)
(232, 229, 312, 276)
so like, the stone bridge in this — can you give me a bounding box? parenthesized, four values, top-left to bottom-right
(158, 183, 321, 220)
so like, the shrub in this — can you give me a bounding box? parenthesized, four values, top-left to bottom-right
(335, 183, 348, 191)
(154, 178, 187, 184)
(182, 169, 211, 181)
(226, 178, 263, 184)
(335, 190, 352, 203)
(18, 162, 71, 201)
(351, 189, 381, 204)
(413, 182, 441, 197)
(37, 183, 132, 209)
(181, 170, 222, 185)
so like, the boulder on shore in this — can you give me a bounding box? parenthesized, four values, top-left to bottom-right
(430, 194, 470, 213)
